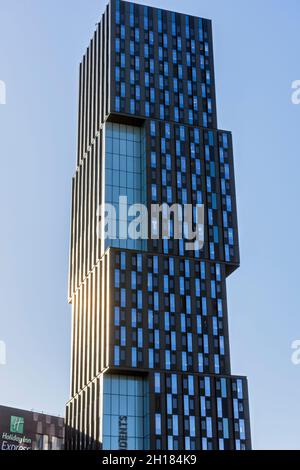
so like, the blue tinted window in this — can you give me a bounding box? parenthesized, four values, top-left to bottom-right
(149, 349, 154, 368)
(148, 310, 153, 329)
(205, 377, 211, 396)
(182, 352, 187, 371)
(155, 414, 161, 435)
(114, 307, 120, 326)
(154, 373, 160, 393)
(165, 350, 171, 370)
(131, 309, 136, 328)
(132, 348, 137, 367)
(121, 289, 126, 307)
(171, 374, 177, 394)
(115, 269, 120, 288)
(121, 326, 126, 346)
(114, 346, 120, 366)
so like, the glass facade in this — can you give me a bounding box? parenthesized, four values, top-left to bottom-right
(103, 122, 147, 253)
(102, 374, 150, 450)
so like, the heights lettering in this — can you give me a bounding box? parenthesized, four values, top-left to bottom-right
(118, 416, 128, 450)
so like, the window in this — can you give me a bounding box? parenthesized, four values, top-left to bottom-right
(131, 271, 136, 290)
(121, 289, 126, 308)
(137, 291, 143, 309)
(214, 355, 220, 374)
(155, 414, 161, 435)
(205, 377, 211, 396)
(114, 346, 120, 366)
(173, 415, 179, 436)
(114, 307, 120, 326)
(114, 269, 120, 288)
(237, 380, 243, 399)
(154, 292, 159, 311)
(132, 348, 137, 367)
(221, 379, 227, 398)
(154, 373, 160, 393)
(151, 184, 157, 201)
(171, 374, 177, 394)
(164, 275, 169, 293)
(148, 310, 153, 329)
(182, 352, 187, 371)
(171, 331, 176, 351)
(167, 394, 172, 414)
(131, 309, 137, 328)
(138, 329, 143, 348)
(155, 330, 160, 349)
(149, 349, 154, 368)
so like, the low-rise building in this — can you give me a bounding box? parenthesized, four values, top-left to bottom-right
(0, 405, 64, 450)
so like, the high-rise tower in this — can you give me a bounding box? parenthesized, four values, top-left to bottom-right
(66, 0, 251, 451)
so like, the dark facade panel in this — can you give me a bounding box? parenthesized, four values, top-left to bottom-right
(107, 247, 231, 377)
(110, 0, 218, 129)
(143, 120, 239, 266)
(76, 0, 219, 165)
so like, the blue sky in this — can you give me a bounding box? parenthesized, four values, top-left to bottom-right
(0, 0, 299, 450)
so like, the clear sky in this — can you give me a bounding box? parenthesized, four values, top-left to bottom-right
(0, 0, 299, 450)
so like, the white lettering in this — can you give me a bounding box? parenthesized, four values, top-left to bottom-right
(291, 340, 300, 365)
(291, 80, 300, 105)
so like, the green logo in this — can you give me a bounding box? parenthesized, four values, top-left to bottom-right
(10, 416, 24, 434)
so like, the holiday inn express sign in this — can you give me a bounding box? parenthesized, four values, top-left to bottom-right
(1, 432, 32, 451)
(0, 414, 32, 450)
(0, 405, 65, 451)
(0, 417, 32, 451)
(10, 416, 25, 434)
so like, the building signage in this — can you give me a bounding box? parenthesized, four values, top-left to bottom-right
(0, 405, 64, 451)
(118, 416, 128, 450)
(1, 434, 32, 451)
(10, 416, 24, 434)
(0, 415, 32, 450)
